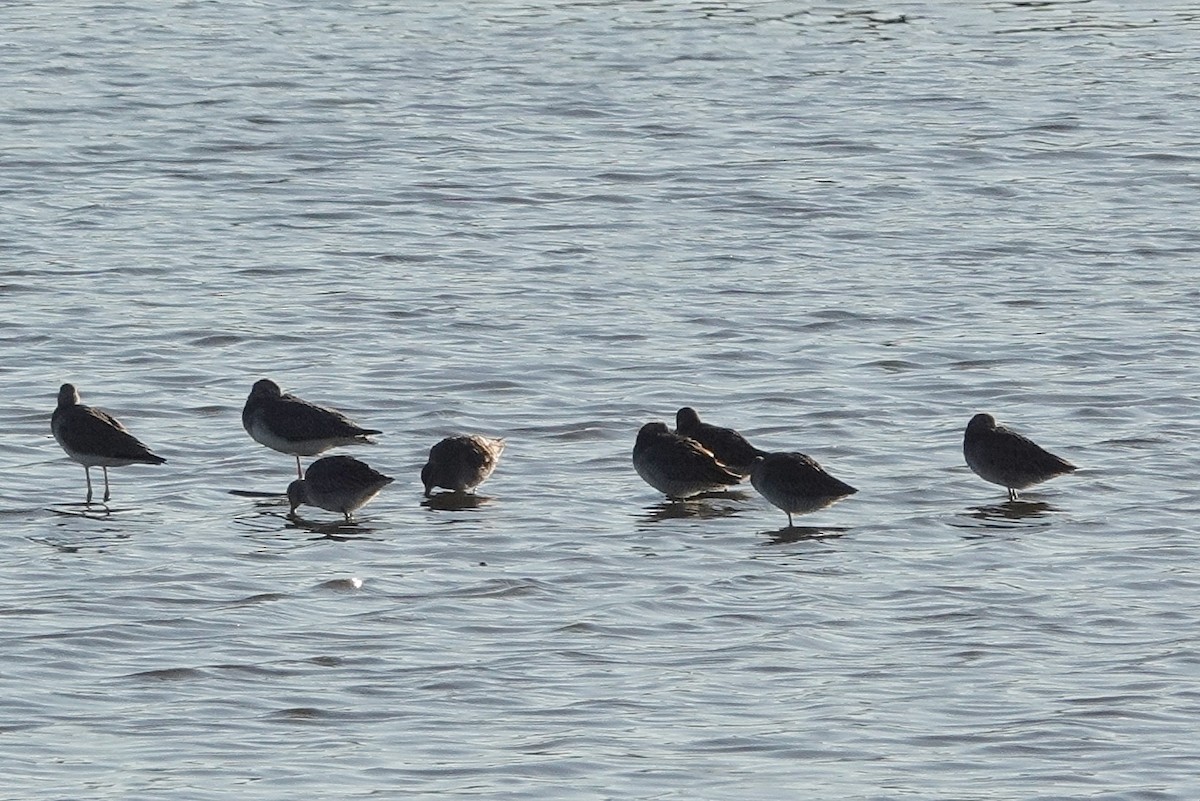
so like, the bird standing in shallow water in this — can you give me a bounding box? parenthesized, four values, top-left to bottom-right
(632, 422, 742, 499)
(287, 455, 393, 523)
(963, 413, 1076, 501)
(421, 435, 505, 496)
(242, 378, 381, 478)
(748, 451, 856, 526)
(51, 383, 166, 504)
(674, 406, 766, 477)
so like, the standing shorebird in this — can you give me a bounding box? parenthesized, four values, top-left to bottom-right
(421, 435, 505, 496)
(632, 422, 742, 500)
(287, 455, 394, 523)
(51, 383, 166, 504)
(963, 413, 1077, 500)
(748, 451, 857, 526)
(242, 378, 381, 478)
(674, 406, 766, 477)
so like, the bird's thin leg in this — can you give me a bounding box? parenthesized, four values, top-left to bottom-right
(786, 511, 794, 527)
(102, 467, 111, 503)
(295, 456, 303, 479)
(84, 467, 93, 505)
(1008, 487, 1017, 501)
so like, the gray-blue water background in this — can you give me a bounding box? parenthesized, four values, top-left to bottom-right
(3, 2, 1200, 798)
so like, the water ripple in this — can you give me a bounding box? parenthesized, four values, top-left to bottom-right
(2, 1, 1199, 798)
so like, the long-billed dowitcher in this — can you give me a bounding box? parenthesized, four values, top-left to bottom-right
(674, 406, 766, 477)
(421, 435, 505, 496)
(963, 413, 1076, 500)
(287, 455, 394, 523)
(748, 451, 857, 526)
(632, 421, 742, 499)
(242, 378, 381, 478)
(51, 383, 166, 504)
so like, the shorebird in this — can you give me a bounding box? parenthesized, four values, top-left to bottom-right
(748, 451, 857, 526)
(421, 435, 505, 496)
(963, 413, 1076, 500)
(287, 455, 394, 523)
(674, 406, 766, 477)
(242, 378, 381, 478)
(51, 383, 166, 504)
(632, 422, 742, 499)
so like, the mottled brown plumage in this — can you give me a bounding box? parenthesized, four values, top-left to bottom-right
(963, 413, 1076, 500)
(421, 435, 505, 496)
(749, 451, 856, 526)
(287, 455, 393, 523)
(674, 407, 766, 476)
(632, 422, 742, 499)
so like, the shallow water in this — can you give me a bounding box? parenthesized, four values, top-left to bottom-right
(3, 1, 1200, 798)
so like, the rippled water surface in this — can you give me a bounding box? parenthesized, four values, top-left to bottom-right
(3, 1, 1200, 798)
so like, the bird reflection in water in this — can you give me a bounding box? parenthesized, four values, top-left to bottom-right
(961, 499, 1057, 530)
(284, 513, 382, 541)
(639, 492, 747, 524)
(761, 525, 847, 546)
(422, 492, 494, 512)
(233, 494, 379, 541)
(50, 502, 115, 519)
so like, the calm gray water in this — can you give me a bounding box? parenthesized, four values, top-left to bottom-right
(3, 1, 1200, 798)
